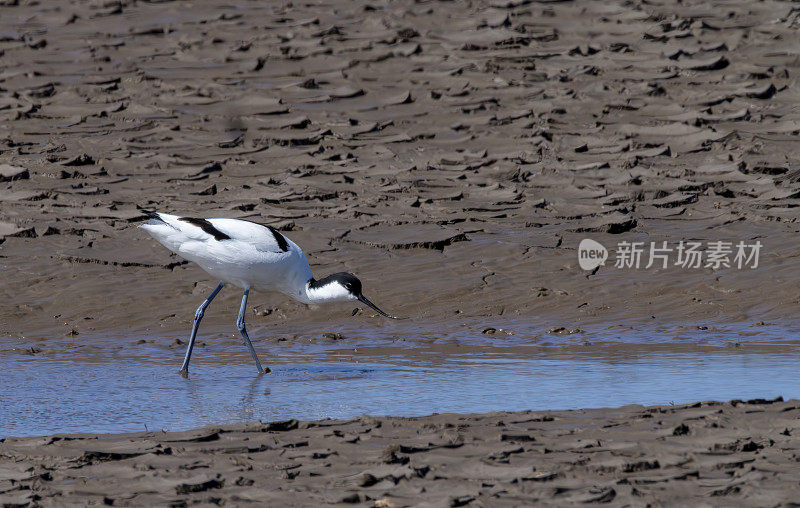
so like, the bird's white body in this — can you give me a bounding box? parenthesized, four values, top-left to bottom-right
(140, 213, 326, 304)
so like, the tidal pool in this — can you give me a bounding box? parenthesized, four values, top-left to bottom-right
(2, 323, 798, 437)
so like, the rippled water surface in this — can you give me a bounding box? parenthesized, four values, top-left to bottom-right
(3, 322, 799, 437)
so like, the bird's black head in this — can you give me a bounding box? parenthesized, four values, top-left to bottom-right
(308, 272, 396, 318)
(331, 272, 362, 296)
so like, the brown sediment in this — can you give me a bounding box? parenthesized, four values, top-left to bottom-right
(1, 398, 798, 505)
(1, 0, 799, 341)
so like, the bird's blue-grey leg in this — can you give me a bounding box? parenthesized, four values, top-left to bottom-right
(236, 288, 266, 375)
(179, 281, 224, 377)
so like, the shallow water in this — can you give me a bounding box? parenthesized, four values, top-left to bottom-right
(3, 323, 799, 437)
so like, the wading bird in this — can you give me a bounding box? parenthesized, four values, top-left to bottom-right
(140, 212, 396, 376)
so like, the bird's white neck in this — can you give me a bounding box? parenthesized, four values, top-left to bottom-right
(300, 278, 355, 305)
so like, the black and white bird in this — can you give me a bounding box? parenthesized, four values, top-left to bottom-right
(140, 212, 396, 376)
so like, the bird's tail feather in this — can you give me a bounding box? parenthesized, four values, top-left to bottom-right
(139, 211, 171, 228)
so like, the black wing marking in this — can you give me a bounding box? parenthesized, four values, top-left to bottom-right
(266, 225, 289, 252)
(178, 217, 231, 241)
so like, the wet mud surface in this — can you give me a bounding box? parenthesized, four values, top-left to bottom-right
(3, 398, 799, 506)
(1, 0, 800, 341)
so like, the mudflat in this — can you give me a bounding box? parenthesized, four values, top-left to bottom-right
(3, 0, 800, 504)
(2, 398, 798, 506)
(1, 0, 800, 339)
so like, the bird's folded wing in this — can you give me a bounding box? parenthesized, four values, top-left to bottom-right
(205, 218, 290, 254)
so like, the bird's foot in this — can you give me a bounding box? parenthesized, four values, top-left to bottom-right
(178, 369, 189, 379)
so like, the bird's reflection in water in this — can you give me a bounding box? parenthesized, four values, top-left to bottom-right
(239, 375, 270, 421)
(179, 371, 271, 424)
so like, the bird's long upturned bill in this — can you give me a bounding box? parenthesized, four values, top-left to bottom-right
(357, 294, 397, 319)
